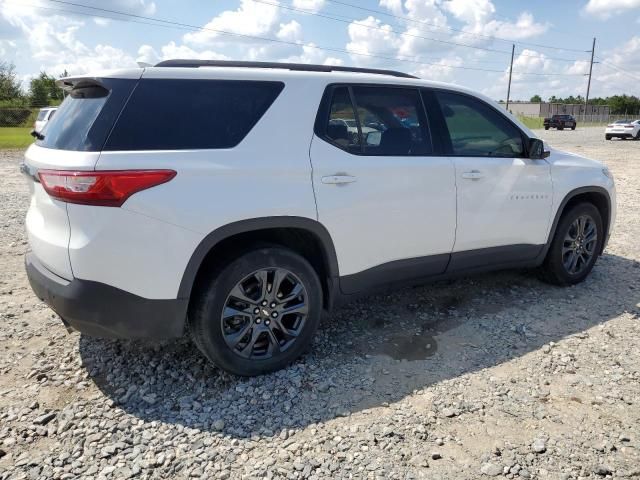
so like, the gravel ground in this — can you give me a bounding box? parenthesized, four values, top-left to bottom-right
(1, 127, 639, 480)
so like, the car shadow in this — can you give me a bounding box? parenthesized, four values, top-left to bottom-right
(79, 252, 640, 439)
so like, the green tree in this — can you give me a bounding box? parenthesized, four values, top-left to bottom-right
(0, 61, 23, 103)
(530, 94, 542, 103)
(29, 71, 65, 106)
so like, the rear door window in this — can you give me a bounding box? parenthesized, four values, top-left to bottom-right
(104, 79, 284, 151)
(351, 86, 432, 156)
(36, 79, 136, 151)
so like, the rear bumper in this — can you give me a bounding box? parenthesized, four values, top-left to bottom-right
(25, 252, 187, 339)
(605, 133, 633, 138)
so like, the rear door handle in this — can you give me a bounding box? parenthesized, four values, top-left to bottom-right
(321, 175, 357, 185)
(461, 170, 484, 180)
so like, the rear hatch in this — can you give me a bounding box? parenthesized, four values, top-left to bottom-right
(22, 72, 140, 279)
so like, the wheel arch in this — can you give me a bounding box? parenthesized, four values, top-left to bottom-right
(178, 217, 340, 310)
(540, 186, 611, 261)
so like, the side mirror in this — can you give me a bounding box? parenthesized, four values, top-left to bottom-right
(528, 138, 550, 159)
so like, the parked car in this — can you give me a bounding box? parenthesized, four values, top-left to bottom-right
(328, 118, 377, 143)
(22, 60, 616, 376)
(544, 114, 576, 130)
(32, 107, 57, 135)
(605, 119, 640, 140)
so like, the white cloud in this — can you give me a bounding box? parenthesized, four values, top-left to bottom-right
(443, 0, 495, 25)
(0, 0, 137, 75)
(183, 0, 281, 47)
(411, 56, 464, 81)
(591, 36, 640, 93)
(584, 0, 640, 19)
(143, 1, 314, 67)
(379, 0, 404, 16)
(292, 0, 325, 13)
(93, 17, 110, 27)
(282, 42, 343, 65)
(276, 20, 303, 42)
(346, 16, 400, 65)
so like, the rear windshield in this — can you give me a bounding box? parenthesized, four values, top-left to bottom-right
(614, 120, 631, 124)
(104, 79, 284, 151)
(36, 78, 136, 151)
(36, 110, 49, 121)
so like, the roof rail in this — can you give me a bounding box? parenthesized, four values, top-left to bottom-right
(153, 59, 418, 79)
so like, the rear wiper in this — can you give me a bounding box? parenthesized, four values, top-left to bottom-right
(30, 130, 45, 140)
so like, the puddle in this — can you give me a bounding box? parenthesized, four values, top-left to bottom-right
(376, 333, 438, 361)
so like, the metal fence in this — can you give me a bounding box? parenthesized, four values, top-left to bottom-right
(0, 108, 41, 127)
(0, 104, 60, 127)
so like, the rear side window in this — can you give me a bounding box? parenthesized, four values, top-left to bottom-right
(436, 91, 524, 157)
(36, 79, 137, 151)
(352, 86, 432, 156)
(104, 79, 284, 151)
(325, 87, 361, 153)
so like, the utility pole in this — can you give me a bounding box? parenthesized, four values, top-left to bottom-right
(585, 37, 596, 116)
(506, 44, 515, 111)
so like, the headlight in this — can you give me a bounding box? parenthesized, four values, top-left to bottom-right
(602, 167, 613, 180)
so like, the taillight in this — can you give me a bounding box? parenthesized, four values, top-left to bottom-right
(607, 124, 614, 128)
(38, 170, 176, 207)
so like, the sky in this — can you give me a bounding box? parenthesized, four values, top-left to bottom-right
(1, 0, 639, 101)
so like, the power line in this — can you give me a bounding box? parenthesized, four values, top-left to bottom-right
(323, 0, 590, 54)
(21, 0, 587, 77)
(253, 0, 588, 63)
(594, 56, 640, 82)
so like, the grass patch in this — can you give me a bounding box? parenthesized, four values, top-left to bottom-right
(517, 116, 544, 130)
(0, 127, 34, 150)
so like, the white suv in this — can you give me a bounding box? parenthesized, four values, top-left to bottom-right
(22, 60, 616, 376)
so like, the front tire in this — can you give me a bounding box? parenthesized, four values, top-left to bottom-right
(190, 247, 323, 376)
(541, 203, 604, 286)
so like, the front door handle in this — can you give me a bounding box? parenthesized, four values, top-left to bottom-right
(321, 175, 357, 185)
(461, 170, 484, 180)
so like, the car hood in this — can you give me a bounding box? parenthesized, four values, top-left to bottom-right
(547, 148, 604, 169)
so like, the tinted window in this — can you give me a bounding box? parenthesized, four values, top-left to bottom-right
(37, 110, 48, 121)
(37, 78, 136, 151)
(105, 79, 284, 151)
(325, 87, 360, 152)
(352, 86, 432, 156)
(436, 91, 524, 157)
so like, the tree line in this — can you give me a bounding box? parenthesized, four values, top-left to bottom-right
(529, 94, 640, 115)
(1, 61, 66, 108)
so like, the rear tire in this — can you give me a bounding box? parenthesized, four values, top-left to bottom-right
(544, 126, 549, 130)
(541, 203, 604, 286)
(605, 135, 611, 140)
(571, 126, 576, 130)
(189, 247, 323, 376)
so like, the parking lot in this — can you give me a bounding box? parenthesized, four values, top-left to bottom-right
(0, 126, 638, 479)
